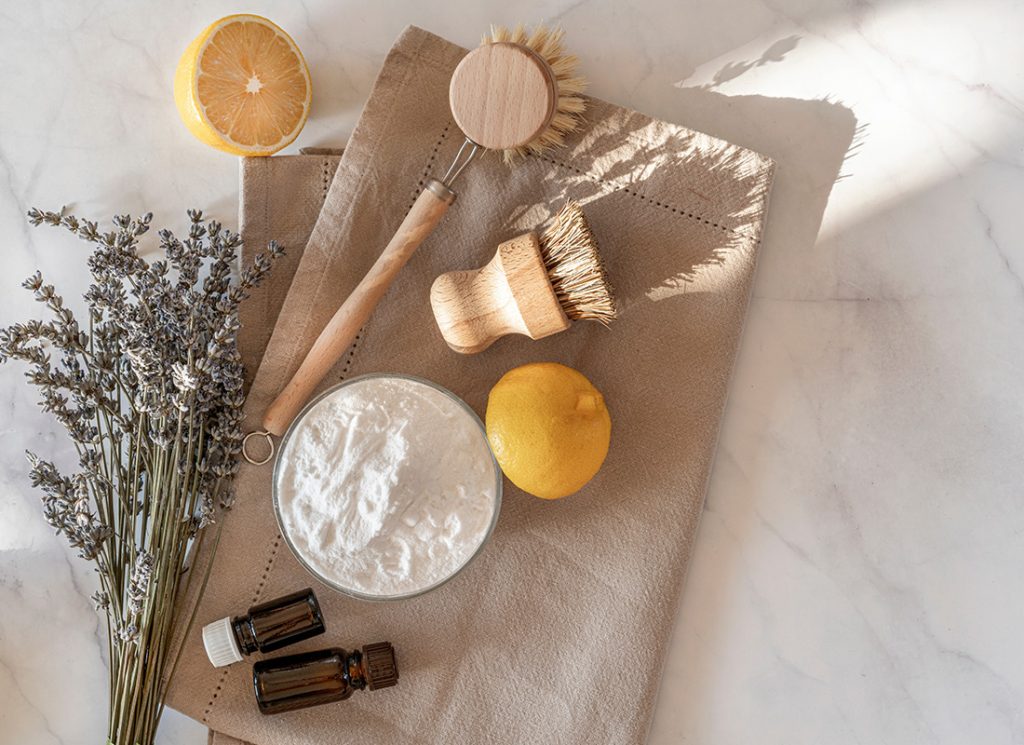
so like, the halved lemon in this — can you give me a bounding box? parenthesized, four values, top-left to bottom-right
(174, 15, 311, 156)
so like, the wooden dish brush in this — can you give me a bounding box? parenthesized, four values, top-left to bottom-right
(256, 24, 587, 439)
(430, 201, 616, 354)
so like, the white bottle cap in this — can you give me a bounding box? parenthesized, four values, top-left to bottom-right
(202, 616, 244, 668)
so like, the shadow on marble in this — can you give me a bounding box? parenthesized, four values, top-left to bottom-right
(697, 35, 803, 91)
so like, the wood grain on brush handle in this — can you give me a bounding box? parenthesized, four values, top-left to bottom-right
(261, 186, 454, 436)
(430, 233, 571, 354)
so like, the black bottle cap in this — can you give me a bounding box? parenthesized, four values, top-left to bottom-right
(363, 642, 399, 690)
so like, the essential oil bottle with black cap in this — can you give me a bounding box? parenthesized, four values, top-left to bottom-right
(253, 642, 399, 714)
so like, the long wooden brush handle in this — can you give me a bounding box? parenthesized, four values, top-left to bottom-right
(262, 184, 454, 436)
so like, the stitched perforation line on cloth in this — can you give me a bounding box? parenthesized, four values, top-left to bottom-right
(534, 153, 745, 236)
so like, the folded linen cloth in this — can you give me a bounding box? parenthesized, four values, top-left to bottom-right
(168, 25, 775, 745)
(237, 147, 344, 391)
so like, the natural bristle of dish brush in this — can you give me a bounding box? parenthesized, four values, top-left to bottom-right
(485, 24, 587, 162)
(538, 202, 617, 326)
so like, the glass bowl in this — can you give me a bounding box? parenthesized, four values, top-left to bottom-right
(271, 373, 502, 601)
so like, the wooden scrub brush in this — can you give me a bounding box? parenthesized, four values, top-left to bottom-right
(430, 201, 616, 354)
(257, 24, 588, 438)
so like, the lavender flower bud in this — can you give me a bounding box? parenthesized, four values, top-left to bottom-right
(127, 551, 154, 616)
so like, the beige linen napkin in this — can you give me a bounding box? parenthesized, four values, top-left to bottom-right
(168, 26, 774, 745)
(237, 148, 343, 391)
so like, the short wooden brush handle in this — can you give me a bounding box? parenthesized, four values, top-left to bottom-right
(430, 233, 570, 354)
(431, 260, 520, 355)
(261, 184, 454, 436)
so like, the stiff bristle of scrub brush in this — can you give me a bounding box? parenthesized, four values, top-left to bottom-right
(485, 24, 587, 162)
(538, 201, 617, 326)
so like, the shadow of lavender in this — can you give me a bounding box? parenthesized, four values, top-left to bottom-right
(437, 89, 856, 329)
(696, 36, 802, 90)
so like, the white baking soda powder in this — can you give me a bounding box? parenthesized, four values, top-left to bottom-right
(275, 376, 498, 598)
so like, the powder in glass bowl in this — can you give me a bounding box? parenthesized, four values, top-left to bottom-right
(274, 375, 499, 599)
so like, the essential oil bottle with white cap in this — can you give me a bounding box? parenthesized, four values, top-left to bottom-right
(202, 588, 325, 668)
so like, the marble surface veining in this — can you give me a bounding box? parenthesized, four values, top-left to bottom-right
(1, 1, 1022, 743)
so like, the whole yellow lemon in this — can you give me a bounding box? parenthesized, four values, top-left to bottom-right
(485, 362, 611, 499)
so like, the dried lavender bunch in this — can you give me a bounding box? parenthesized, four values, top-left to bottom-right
(2, 208, 281, 745)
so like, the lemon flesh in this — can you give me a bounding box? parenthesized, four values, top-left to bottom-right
(174, 15, 311, 156)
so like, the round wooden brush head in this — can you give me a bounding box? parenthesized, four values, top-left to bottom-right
(449, 25, 586, 159)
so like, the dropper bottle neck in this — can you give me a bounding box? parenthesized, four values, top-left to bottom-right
(343, 648, 369, 690)
(231, 615, 259, 655)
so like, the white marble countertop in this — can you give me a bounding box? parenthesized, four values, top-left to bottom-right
(2, 1, 1022, 743)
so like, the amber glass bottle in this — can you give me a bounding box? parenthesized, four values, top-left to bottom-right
(202, 588, 325, 668)
(253, 642, 398, 714)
